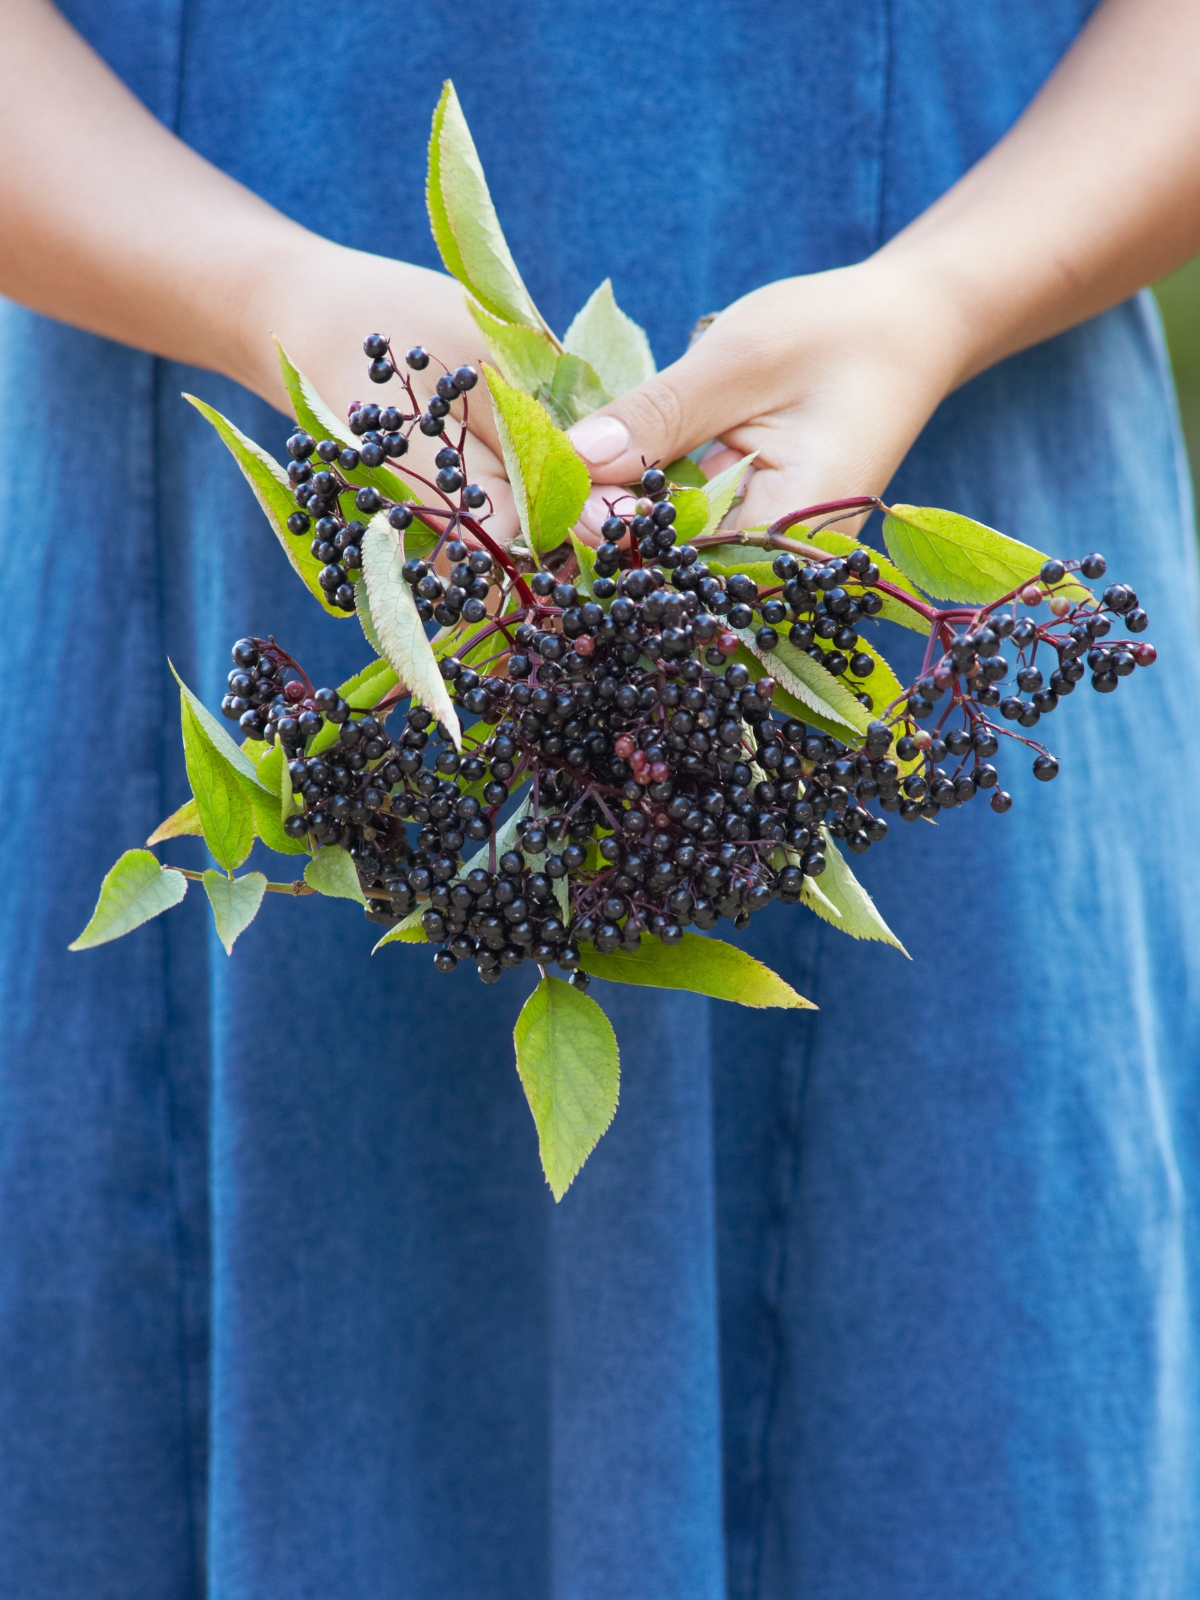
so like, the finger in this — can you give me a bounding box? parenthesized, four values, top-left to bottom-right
(733, 459, 883, 543)
(400, 428, 520, 547)
(460, 433, 520, 544)
(574, 483, 639, 544)
(565, 327, 748, 485)
(697, 443, 742, 479)
(465, 469, 519, 545)
(719, 404, 897, 535)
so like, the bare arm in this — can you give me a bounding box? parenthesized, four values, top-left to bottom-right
(568, 0, 1200, 526)
(0, 0, 513, 518)
(893, 0, 1200, 387)
(4, 0, 1198, 531)
(0, 0, 295, 394)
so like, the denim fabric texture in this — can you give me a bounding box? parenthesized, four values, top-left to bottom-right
(1, 2, 1198, 1597)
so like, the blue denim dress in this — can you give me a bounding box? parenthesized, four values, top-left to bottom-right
(2, 2, 1198, 1597)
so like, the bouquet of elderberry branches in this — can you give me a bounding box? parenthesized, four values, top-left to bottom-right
(71, 84, 1157, 1198)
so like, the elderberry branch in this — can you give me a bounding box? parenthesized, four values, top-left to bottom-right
(169, 867, 315, 895)
(229, 336, 1157, 984)
(766, 498, 884, 537)
(458, 514, 535, 605)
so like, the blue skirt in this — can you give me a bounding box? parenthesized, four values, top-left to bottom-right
(2, 1, 1199, 1595)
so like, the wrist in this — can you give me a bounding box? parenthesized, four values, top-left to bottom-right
(226, 238, 462, 421)
(225, 228, 343, 411)
(849, 247, 982, 403)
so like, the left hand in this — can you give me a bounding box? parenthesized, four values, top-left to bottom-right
(565, 255, 971, 537)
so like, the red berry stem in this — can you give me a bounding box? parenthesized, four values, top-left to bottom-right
(457, 513, 535, 606)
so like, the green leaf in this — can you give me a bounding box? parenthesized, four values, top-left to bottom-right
(734, 633, 870, 740)
(813, 632, 906, 723)
(553, 869, 570, 922)
(562, 279, 655, 398)
(433, 610, 510, 673)
(670, 456, 761, 548)
(360, 512, 461, 746)
(339, 656, 398, 709)
(484, 366, 589, 555)
(427, 81, 546, 330)
(184, 394, 347, 619)
(715, 645, 849, 744)
(802, 830, 908, 953)
(179, 694, 255, 873)
(467, 302, 560, 395)
(513, 976, 620, 1200)
(170, 664, 269, 789)
(465, 306, 613, 428)
(670, 486, 711, 543)
(579, 930, 814, 1008)
(664, 456, 708, 489)
(238, 772, 309, 856)
(354, 578, 388, 658)
(799, 872, 842, 920)
(70, 850, 188, 950)
(701, 545, 776, 575)
(146, 797, 202, 846)
(240, 732, 270, 766)
(698, 453, 757, 538)
(801, 527, 931, 635)
(304, 845, 366, 904)
(371, 904, 428, 950)
(273, 341, 420, 512)
(882, 505, 1092, 606)
(545, 352, 611, 428)
(569, 532, 598, 597)
(202, 870, 267, 955)
(252, 739, 283, 789)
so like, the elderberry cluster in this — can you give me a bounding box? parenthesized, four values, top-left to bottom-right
(279, 334, 485, 616)
(217, 336, 1156, 988)
(890, 556, 1156, 811)
(587, 472, 883, 704)
(402, 525, 498, 627)
(219, 636, 326, 756)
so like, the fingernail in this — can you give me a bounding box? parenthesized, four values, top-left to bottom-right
(578, 485, 636, 538)
(577, 489, 609, 537)
(567, 415, 631, 466)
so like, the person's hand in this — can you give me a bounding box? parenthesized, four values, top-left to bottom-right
(566, 255, 972, 538)
(235, 238, 520, 540)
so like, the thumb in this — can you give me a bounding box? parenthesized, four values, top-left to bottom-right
(565, 335, 737, 485)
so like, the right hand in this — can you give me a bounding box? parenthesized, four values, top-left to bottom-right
(235, 238, 519, 540)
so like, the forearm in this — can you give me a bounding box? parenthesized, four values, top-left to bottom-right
(0, 0, 311, 394)
(880, 0, 1200, 389)
(0, 0, 462, 425)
